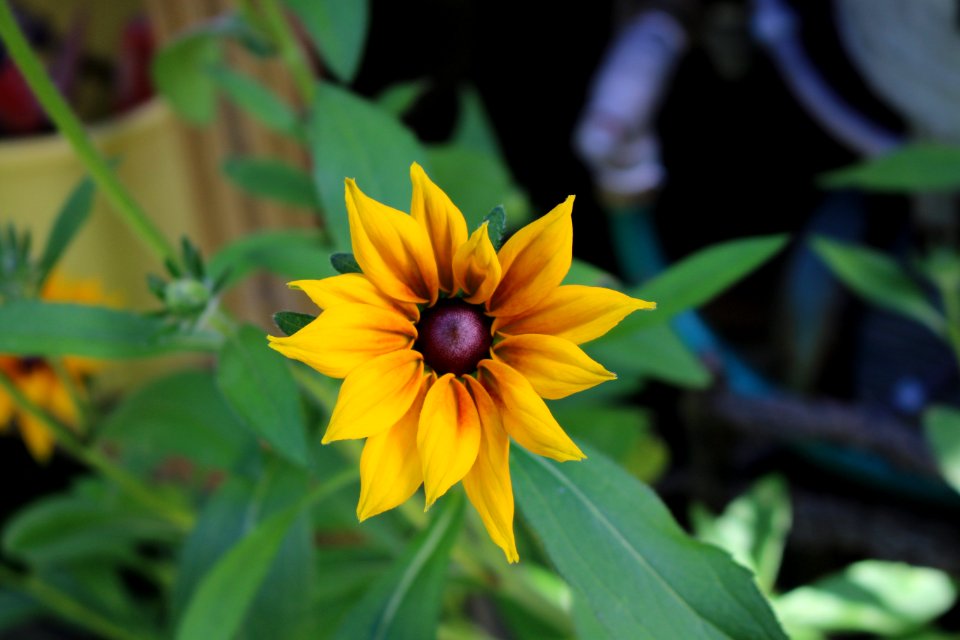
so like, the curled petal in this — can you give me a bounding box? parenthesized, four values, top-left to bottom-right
(478, 360, 585, 462)
(290, 274, 418, 321)
(418, 374, 481, 509)
(453, 222, 502, 304)
(346, 178, 439, 304)
(462, 376, 518, 563)
(269, 303, 416, 379)
(322, 350, 424, 443)
(358, 381, 429, 521)
(410, 163, 468, 294)
(493, 285, 655, 344)
(493, 334, 615, 400)
(488, 196, 574, 317)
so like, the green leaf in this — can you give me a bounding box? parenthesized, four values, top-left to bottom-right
(0, 300, 220, 358)
(774, 561, 957, 637)
(330, 252, 362, 274)
(152, 30, 223, 124)
(614, 234, 789, 335)
(923, 406, 960, 493)
(691, 476, 792, 593)
(0, 591, 41, 633)
(217, 325, 308, 466)
(284, 0, 368, 81)
(38, 177, 95, 283)
(427, 146, 527, 231)
(210, 67, 301, 137)
(333, 493, 465, 640)
(512, 446, 787, 640)
(208, 230, 334, 289)
(810, 236, 945, 336)
(173, 460, 324, 639)
(96, 371, 252, 473)
(376, 79, 429, 117)
(820, 144, 960, 192)
(307, 83, 427, 250)
(222, 157, 320, 210)
(453, 86, 502, 158)
(273, 310, 316, 336)
(588, 323, 712, 389)
(482, 205, 506, 250)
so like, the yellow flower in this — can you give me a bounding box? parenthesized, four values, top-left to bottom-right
(269, 163, 654, 562)
(0, 274, 102, 463)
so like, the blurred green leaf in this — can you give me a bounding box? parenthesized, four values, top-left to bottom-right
(0, 591, 40, 633)
(571, 591, 613, 640)
(376, 79, 429, 116)
(273, 311, 316, 336)
(208, 230, 334, 288)
(612, 234, 788, 335)
(210, 67, 301, 137)
(453, 87, 502, 158)
(307, 83, 426, 251)
(512, 446, 787, 640)
(690, 476, 792, 593)
(923, 406, 960, 493)
(820, 144, 960, 192)
(811, 236, 944, 336)
(0, 301, 220, 358)
(588, 323, 711, 389)
(38, 177, 95, 284)
(284, 0, 368, 81)
(153, 30, 222, 124)
(428, 146, 526, 231)
(563, 258, 620, 288)
(96, 371, 252, 473)
(333, 493, 464, 640)
(222, 157, 320, 210)
(217, 324, 309, 467)
(774, 561, 957, 637)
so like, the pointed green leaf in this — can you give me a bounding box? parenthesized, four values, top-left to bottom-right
(820, 144, 960, 192)
(333, 494, 465, 640)
(588, 323, 711, 389)
(0, 301, 220, 358)
(610, 234, 789, 335)
(923, 406, 960, 493)
(216, 324, 308, 466)
(330, 252, 362, 274)
(453, 87, 502, 158)
(482, 205, 506, 250)
(273, 311, 316, 336)
(512, 446, 787, 640)
(307, 83, 426, 251)
(38, 177, 95, 284)
(152, 31, 223, 124)
(811, 236, 945, 336)
(284, 0, 368, 81)
(210, 67, 300, 138)
(208, 230, 334, 289)
(376, 79, 429, 116)
(222, 157, 320, 210)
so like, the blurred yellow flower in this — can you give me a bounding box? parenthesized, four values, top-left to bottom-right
(0, 274, 103, 463)
(269, 163, 654, 562)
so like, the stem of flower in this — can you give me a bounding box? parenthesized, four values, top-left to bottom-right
(257, 0, 316, 104)
(0, 370, 194, 531)
(0, 564, 158, 640)
(0, 0, 177, 266)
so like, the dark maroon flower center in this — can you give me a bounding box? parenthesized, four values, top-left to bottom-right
(415, 299, 493, 376)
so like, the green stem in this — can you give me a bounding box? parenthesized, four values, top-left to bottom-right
(0, 565, 156, 640)
(0, 1, 177, 265)
(0, 370, 194, 530)
(258, 0, 316, 104)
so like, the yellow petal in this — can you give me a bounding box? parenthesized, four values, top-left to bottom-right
(269, 303, 416, 379)
(492, 334, 616, 400)
(452, 222, 502, 304)
(290, 274, 418, 321)
(487, 196, 574, 317)
(462, 376, 518, 563)
(346, 178, 439, 304)
(322, 350, 425, 443)
(18, 412, 55, 464)
(357, 381, 428, 521)
(493, 284, 655, 344)
(478, 360, 585, 462)
(417, 374, 481, 509)
(410, 163, 468, 294)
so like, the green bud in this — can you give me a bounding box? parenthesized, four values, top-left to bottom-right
(164, 278, 210, 315)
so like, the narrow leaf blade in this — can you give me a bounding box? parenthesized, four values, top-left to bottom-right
(284, 0, 368, 82)
(820, 144, 960, 192)
(38, 177, 95, 282)
(222, 157, 320, 210)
